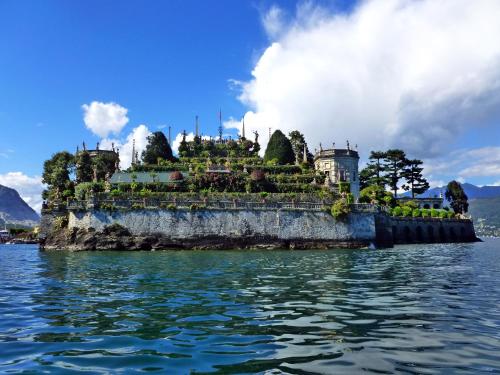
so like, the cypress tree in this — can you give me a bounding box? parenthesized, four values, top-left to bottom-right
(142, 131, 174, 164)
(445, 180, 469, 214)
(263, 130, 295, 165)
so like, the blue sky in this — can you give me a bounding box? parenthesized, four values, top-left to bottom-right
(1, 0, 500, 210)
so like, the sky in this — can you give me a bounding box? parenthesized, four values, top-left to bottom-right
(1, 0, 500, 212)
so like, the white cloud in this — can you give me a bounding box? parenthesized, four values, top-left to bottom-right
(100, 125, 151, 169)
(238, 0, 500, 159)
(0, 172, 45, 212)
(262, 5, 286, 39)
(82, 101, 129, 138)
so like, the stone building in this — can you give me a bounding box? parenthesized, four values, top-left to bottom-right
(314, 144, 360, 199)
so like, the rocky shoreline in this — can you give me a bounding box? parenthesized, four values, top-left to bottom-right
(40, 224, 370, 251)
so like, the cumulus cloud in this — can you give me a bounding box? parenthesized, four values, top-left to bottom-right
(238, 0, 500, 159)
(0, 172, 45, 212)
(100, 125, 152, 169)
(82, 101, 129, 138)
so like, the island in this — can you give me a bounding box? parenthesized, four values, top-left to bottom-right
(39, 125, 478, 250)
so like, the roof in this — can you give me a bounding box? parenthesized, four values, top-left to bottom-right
(314, 148, 359, 160)
(110, 171, 188, 183)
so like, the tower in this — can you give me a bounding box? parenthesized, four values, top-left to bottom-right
(242, 116, 246, 139)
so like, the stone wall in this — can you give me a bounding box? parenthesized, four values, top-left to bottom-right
(40, 208, 478, 251)
(66, 208, 375, 247)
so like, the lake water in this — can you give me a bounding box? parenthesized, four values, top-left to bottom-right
(1, 240, 500, 374)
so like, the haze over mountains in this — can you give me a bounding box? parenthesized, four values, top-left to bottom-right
(0, 184, 40, 227)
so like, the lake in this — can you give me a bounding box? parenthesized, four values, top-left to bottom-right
(1, 240, 499, 374)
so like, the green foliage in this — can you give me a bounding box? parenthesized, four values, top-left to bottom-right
(445, 180, 469, 214)
(439, 210, 448, 219)
(142, 131, 174, 164)
(264, 130, 295, 165)
(392, 206, 403, 217)
(412, 208, 421, 218)
(421, 208, 430, 218)
(75, 151, 93, 183)
(402, 159, 429, 198)
(54, 215, 68, 229)
(288, 130, 313, 165)
(402, 206, 413, 217)
(431, 208, 439, 218)
(331, 199, 351, 219)
(74, 182, 104, 200)
(384, 149, 407, 198)
(359, 185, 394, 206)
(359, 151, 388, 190)
(167, 204, 176, 211)
(42, 151, 75, 200)
(338, 182, 351, 194)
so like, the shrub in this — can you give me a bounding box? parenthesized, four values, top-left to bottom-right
(331, 199, 351, 219)
(402, 206, 413, 217)
(412, 208, 421, 218)
(167, 204, 176, 211)
(421, 209, 430, 218)
(447, 211, 455, 219)
(259, 192, 269, 199)
(439, 210, 448, 219)
(338, 182, 351, 194)
(54, 215, 68, 229)
(392, 206, 403, 217)
(250, 169, 266, 182)
(431, 208, 439, 218)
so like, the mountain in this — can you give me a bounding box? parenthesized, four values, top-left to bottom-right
(0, 184, 40, 227)
(469, 197, 500, 237)
(416, 183, 500, 199)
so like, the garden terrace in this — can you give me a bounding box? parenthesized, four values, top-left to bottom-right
(66, 194, 379, 213)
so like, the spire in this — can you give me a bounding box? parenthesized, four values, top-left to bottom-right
(131, 139, 136, 165)
(242, 115, 246, 139)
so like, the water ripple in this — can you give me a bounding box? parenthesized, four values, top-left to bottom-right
(1, 240, 500, 374)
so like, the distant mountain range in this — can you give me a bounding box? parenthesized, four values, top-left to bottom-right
(414, 183, 500, 200)
(0, 184, 40, 227)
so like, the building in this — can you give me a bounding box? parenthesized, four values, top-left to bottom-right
(314, 144, 360, 199)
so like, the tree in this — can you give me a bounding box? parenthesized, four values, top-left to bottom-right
(288, 130, 313, 165)
(402, 159, 429, 198)
(445, 180, 469, 214)
(42, 151, 75, 200)
(383, 149, 407, 198)
(178, 131, 190, 157)
(142, 131, 174, 164)
(264, 130, 295, 165)
(75, 151, 93, 183)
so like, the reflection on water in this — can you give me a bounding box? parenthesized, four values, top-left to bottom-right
(1, 241, 500, 374)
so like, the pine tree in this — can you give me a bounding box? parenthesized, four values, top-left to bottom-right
(142, 131, 174, 164)
(402, 159, 429, 198)
(383, 149, 407, 198)
(445, 180, 469, 214)
(359, 151, 388, 189)
(264, 130, 295, 165)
